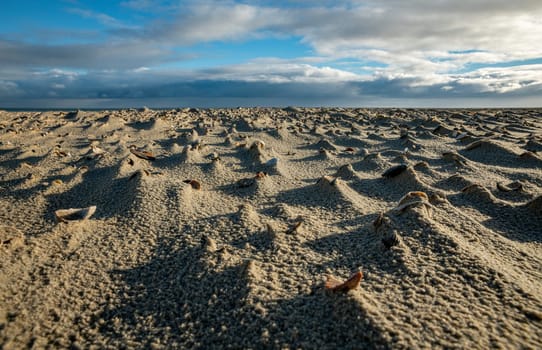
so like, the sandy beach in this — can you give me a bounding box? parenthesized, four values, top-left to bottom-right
(1, 108, 541, 349)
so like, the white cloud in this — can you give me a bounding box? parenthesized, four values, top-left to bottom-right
(452, 64, 542, 93)
(146, 3, 285, 44)
(197, 59, 362, 83)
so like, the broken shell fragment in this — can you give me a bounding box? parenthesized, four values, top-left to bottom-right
(129, 147, 156, 161)
(183, 179, 201, 190)
(395, 191, 432, 214)
(55, 205, 97, 223)
(325, 271, 363, 292)
(398, 191, 429, 205)
(255, 171, 267, 179)
(54, 149, 69, 157)
(91, 145, 106, 155)
(382, 164, 408, 178)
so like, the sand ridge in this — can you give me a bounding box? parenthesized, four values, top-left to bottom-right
(0, 108, 541, 349)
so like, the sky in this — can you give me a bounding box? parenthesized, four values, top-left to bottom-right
(1, 0, 542, 108)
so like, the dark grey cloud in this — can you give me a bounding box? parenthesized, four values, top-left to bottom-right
(0, 39, 193, 70)
(1, 64, 540, 109)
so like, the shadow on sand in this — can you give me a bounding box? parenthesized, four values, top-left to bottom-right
(96, 234, 391, 349)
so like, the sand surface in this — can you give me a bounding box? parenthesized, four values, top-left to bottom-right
(1, 108, 541, 349)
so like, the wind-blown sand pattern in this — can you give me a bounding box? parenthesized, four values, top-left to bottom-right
(1, 108, 541, 349)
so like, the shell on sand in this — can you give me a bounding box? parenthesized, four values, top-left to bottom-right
(325, 271, 363, 292)
(129, 147, 156, 161)
(91, 145, 106, 156)
(255, 171, 267, 179)
(184, 179, 202, 190)
(55, 205, 97, 223)
(382, 164, 408, 178)
(398, 191, 429, 205)
(395, 191, 432, 214)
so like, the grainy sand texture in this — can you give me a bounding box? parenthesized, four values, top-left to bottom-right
(1, 108, 541, 349)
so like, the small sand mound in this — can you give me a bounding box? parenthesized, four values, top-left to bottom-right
(179, 145, 204, 164)
(233, 118, 254, 132)
(63, 110, 81, 120)
(441, 152, 468, 166)
(126, 118, 169, 132)
(334, 164, 358, 180)
(208, 157, 225, 174)
(315, 139, 338, 151)
(461, 184, 498, 203)
(462, 139, 520, 159)
(373, 191, 433, 251)
(247, 140, 266, 163)
(354, 152, 389, 171)
(394, 191, 433, 217)
(268, 203, 297, 221)
(439, 174, 474, 191)
(315, 175, 340, 192)
(236, 173, 274, 197)
(383, 166, 430, 193)
(235, 203, 262, 229)
(314, 175, 370, 211)
(266, 126, 292, 140)
(261, 157, 289, 177)
(432, 123, 455, 137)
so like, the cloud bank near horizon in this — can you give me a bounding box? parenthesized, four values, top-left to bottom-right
(1, 0, 541, 108)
